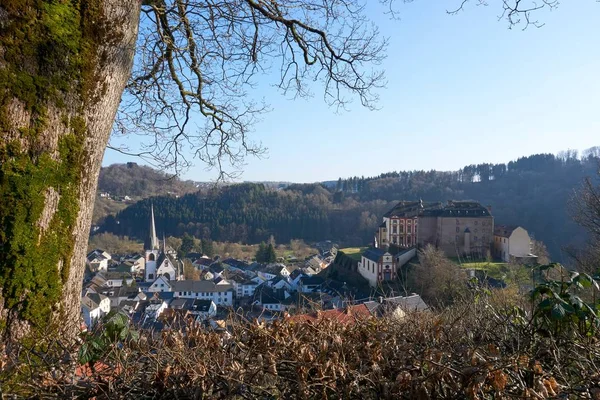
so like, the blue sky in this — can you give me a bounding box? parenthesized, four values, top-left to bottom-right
(103, 1, 600, 182)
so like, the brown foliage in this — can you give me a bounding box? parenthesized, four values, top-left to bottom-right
(5, 294, 600, 399)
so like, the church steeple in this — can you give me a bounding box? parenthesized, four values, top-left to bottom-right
(148, 204, 159, 250)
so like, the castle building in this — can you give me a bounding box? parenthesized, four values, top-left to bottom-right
(376, 200, 494, 258)
(144, 204, 183, 282)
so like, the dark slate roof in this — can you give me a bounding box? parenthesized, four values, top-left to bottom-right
(494, 225, 519, 238)
(384, 201, 442, 218)
(186, 252, 204, 260)
(300, 276, 325, 286)
(362, 248, 387, 263)
(434, 200, 491, 217)
(143, 291, 175, 301)
(254, 286, 288, 304)
(383, 200, 492, 219)
(194, 258, 214, 267)
(290, 269, 304, 280)
(85, 293, 107, 307)
(362, 301, 383, 317)
(222, 258, 250, 269)
(209, 264, 224, 274)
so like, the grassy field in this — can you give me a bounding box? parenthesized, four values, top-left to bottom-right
(451, 258, 532, 284)
(339, 247, 368, 261)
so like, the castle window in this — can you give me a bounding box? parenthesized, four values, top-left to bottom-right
(456, 227, 460, 233)
(148, 253, 155, 261)
(148, 274, 154, 280)
(455, 235, 459, 242)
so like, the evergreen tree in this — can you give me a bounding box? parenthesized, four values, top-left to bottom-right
(256, 242, 268, 263)
(180, 233, 194, 257)
(203, 239, 215, 258)
(266, 243, 277, 263)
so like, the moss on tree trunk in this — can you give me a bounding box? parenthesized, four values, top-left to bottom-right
(0, 0, 140, 338)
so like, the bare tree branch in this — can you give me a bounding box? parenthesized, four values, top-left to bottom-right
(115, 0, 388, 179)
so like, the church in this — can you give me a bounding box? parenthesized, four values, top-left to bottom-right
(144, 205, 183, 282)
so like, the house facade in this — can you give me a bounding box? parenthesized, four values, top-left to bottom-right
(376, 200, 494, 258)
(172, 280, 234, 306)
(493, 225, 536, 263)
(358, 248, 398, 287)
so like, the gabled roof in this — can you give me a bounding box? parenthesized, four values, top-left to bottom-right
(221, 258, 250, 269)
(362, 248, 387, 263)
(494, 225, 519, 238)
(384, 294, 428, 312)
(300, 276, 324, 286)
(290, 269, 304, 280)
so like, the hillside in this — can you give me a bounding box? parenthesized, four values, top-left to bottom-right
(97, 163, 199, 198)
(96, 150, 600, 260)
(92, 163, 201, 223)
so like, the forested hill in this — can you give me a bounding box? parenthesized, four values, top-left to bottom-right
(97, 150, 600, 261)
(97, 163, 199, 198)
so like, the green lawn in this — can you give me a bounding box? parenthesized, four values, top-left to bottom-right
(339, 247, 368, 261)
(451, 259, 532, 284)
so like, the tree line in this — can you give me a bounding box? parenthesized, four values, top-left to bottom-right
(97, 150, 600, 261)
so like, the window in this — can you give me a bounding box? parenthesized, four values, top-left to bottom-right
(148, 274, 154, 280)
(455, 235, 459, 242)
(392, 226, 397, 234)
(400, 225, 404, 233)
(475, 229, 478, 233)
(456, 219, 460, 225)
(474, 236, 478, 241)
(474, 221, 478, 225)
(456, 227, 460, 233)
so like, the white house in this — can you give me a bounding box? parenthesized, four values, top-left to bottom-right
(81, 293, 111, 328)
(147, 275, 173, 293)
(142, 300, 168, 323)
(169, 298, 217, 320)
(270, 277, 292, 291)
(493, 226, 536, 263)
(357, 247, 415, 288)
(100, 271, 135, 288)
(172, 280, 234, 306)
(86, 249, 111, 272)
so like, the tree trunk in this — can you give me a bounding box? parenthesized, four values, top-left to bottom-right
(0, 1, 140, 340)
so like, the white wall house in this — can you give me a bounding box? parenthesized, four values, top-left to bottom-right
(87, 249, 111, 272)
(81, 293, 111, 328)
(494, 226, 535, 263)
(172, 280, 234, 306)
(147, 275, 173, 292)
(357, 247, 415, 288)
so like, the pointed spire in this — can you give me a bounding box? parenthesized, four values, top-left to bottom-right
(149, 203, 159, 250)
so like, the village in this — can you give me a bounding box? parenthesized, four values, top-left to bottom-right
(81, 200, 538, 333)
